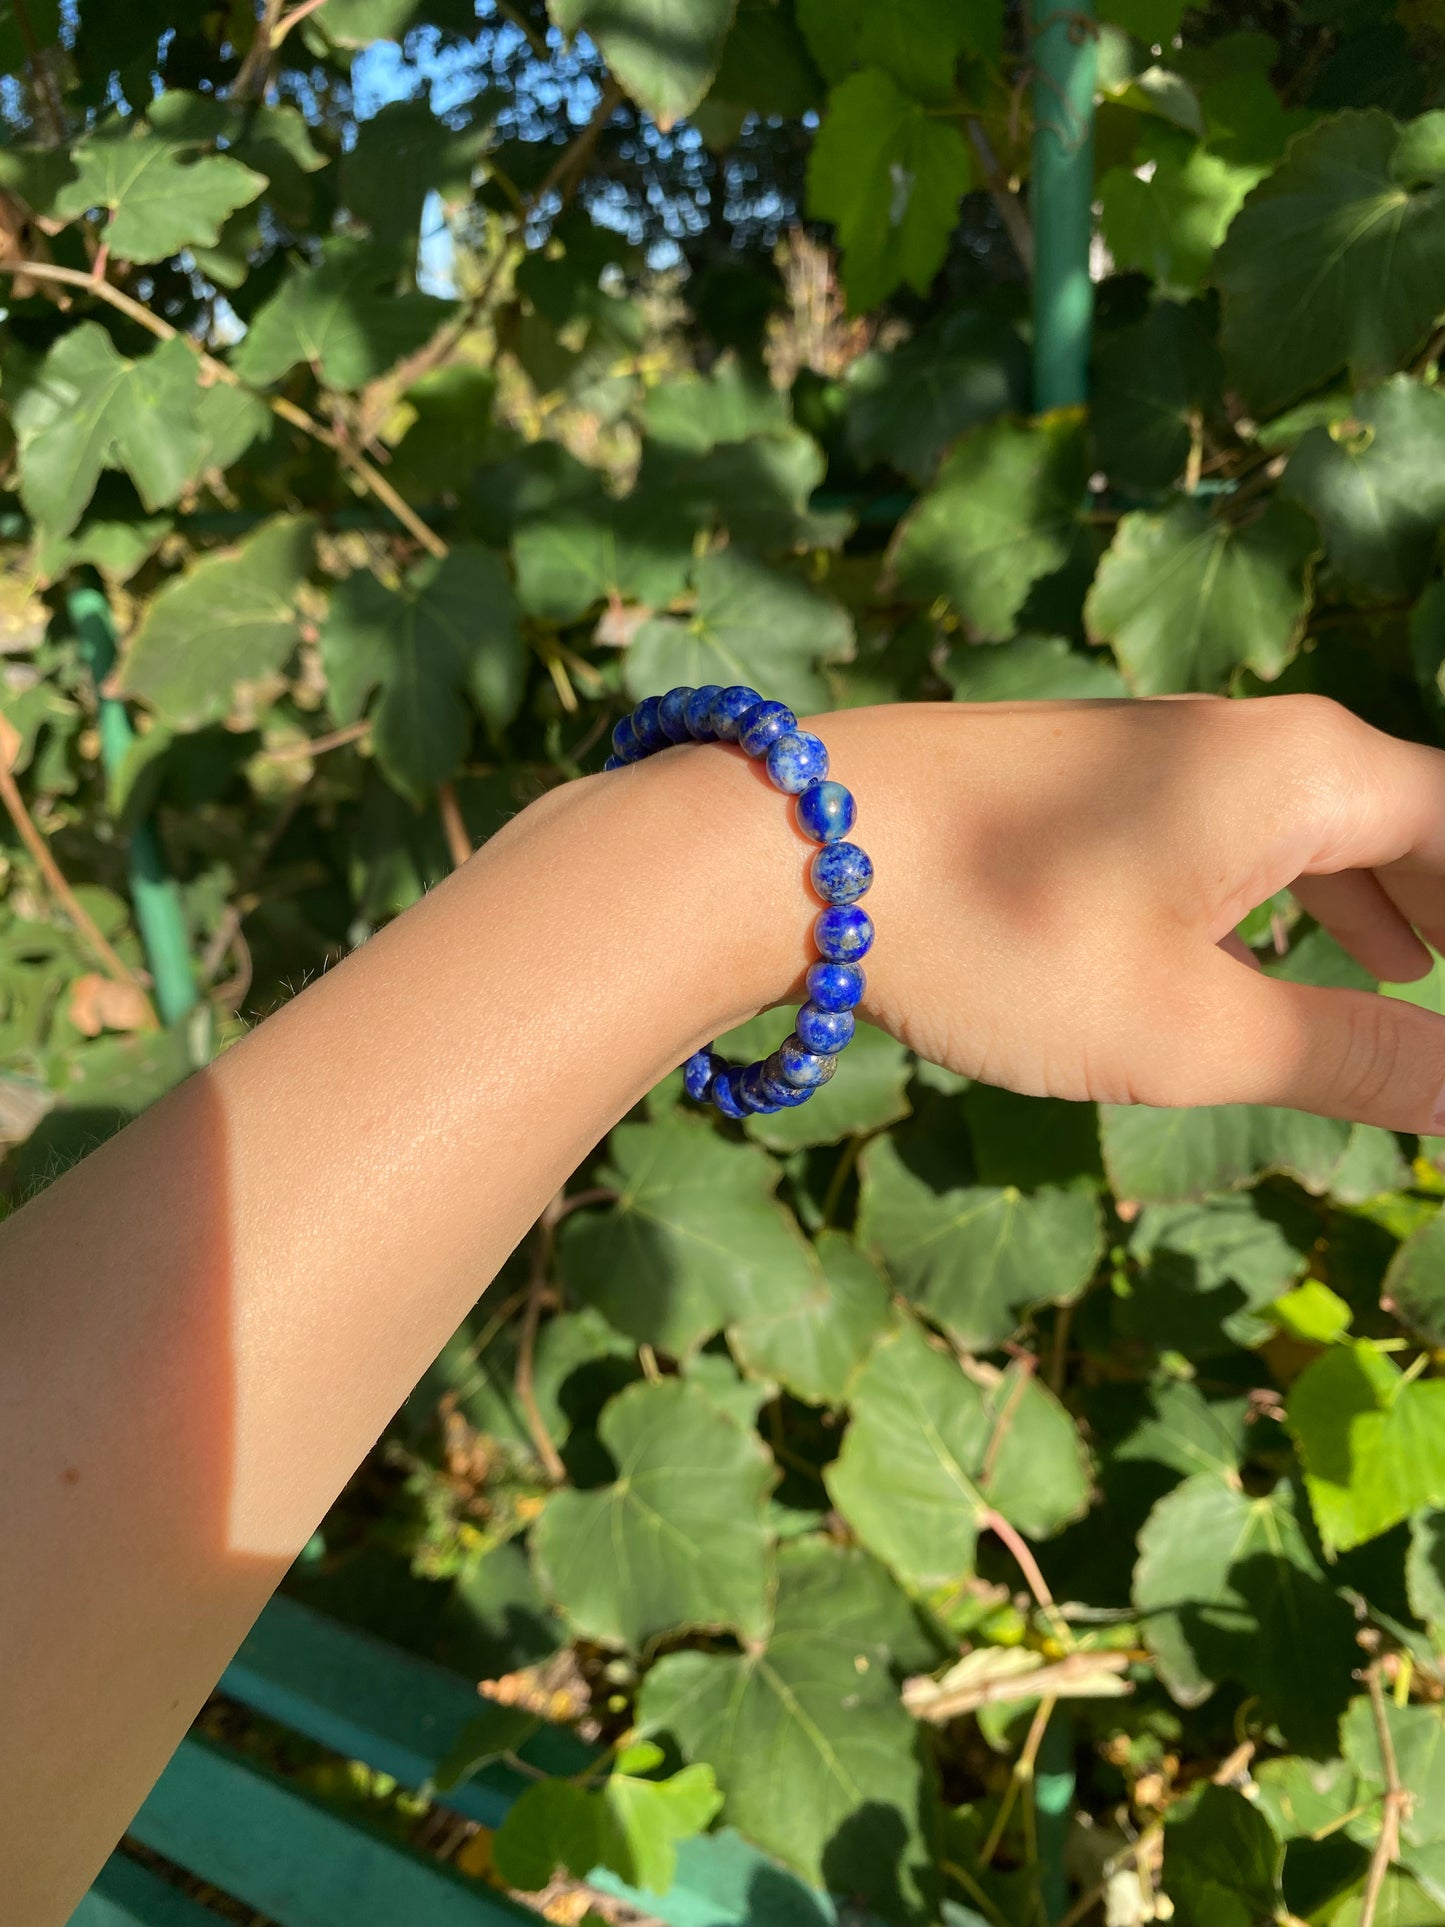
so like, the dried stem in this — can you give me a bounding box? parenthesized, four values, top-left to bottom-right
(516, 1191, 568, 1485)
(965, 116, 1035, 276)
(978, 1693, 1056, 1867)
(257, 719, 371, 763)
(0, 713, 155, 1011)
(436, 780, 472, 870)
(1360, 1663, 1408, 1927)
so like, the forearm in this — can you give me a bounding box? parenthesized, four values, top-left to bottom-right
(0, 737, 815, 1921)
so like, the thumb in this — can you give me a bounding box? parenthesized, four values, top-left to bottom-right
(1180, 957, 1445, 1134)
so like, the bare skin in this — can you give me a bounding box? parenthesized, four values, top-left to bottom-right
(5, 693, 1445, 1922)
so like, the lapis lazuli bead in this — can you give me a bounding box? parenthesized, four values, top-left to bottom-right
(713, 1068, 748, 1119)
(685, 683, 724, 739)
(810, 841, 873, 904)
(796, 1001, 855, 1055)
(740, 1060, 782, 1113)
(603, 753, 625, 771)
(767, 730, 829, 795)
(796, 780, 855, 844)
(684, 1047, 722, 1102)
(632, 694, 669, 753)
(816, 904, 873, 963)
(659, 686, 696, 743)
(612, 714, 642, 762)
(762, 1053, 815, 1105)
(807, 961, 865, 1011)
(778, 1034, 837, 1088)
(738, 700, 797, 758)
(710, 684, 762, 741)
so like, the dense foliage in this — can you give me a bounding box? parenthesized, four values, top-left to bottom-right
(12, 1, 1445, 1922)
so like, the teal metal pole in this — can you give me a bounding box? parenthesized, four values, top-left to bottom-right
(68, 581, 198, 1026)
(1031, 0, 1097, 411)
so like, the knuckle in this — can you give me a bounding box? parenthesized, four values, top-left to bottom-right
(1331, 995, 1406, 1116)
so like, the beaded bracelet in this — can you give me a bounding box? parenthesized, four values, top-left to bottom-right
(603, 684, 874, 1118)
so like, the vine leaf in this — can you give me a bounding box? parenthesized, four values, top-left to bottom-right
(532, 1376, 774, 1649)
(558, 1111, 818, 1356)
(845, 311, 1029, 486)
(826, 1319, 1091, 1588)
(1214, 107, 1445, 415)
(729, 1230, 897, 1405)
(857, 1131, 1103, 1352)
(710, 1013, 909, 1151)
(512, 491, 696, 624)
(549, 0, 738, 127)
(1163, 1785, 1287, 1927)
(122, 517, 315, 730)
(1384, 1207, 1445, 1347)
(1280, 376, 1445, 600)
(53, 118, 265, 263)
(1085, 498, 1318, 693)
(807, 68, 971, 313)
(797, 0, 1000, 102)
(14, 327, 208, 537)
(1091, 299, 1222, 495)
(493, 1757, 723, 1894)
(946, 633, 1127, 702)
(1098, 1101, 1360, 1202)
(234, 239, 455, 391)
(1100, 137, 1260, 295)
(321, 545, 524, 805)
(637, 1537, 938, 1914)
(1122, 1194, 1312, 1351)
(888, 411, 1089, 641)
(1132, 1469, 1357, 1753)
(1287, 1341, 1445, 1554)
(626, 548, 854, 714)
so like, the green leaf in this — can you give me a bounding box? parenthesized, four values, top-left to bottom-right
(321, 546, 523, 805)
(1383, 1209, 1445, 1346)
(798, 0, 998, 104)
(626, 549, 854, 715)
(341, 97, 491, 246)
(827, 1320, 1091, 1587)
(1100, 0, 1187, 38)
(1092, 300, 1222, 494)
(14, 326, 206, 537)
(1085, 498, 1318, 694)
(234, 240, 454, 391)
(1270, 1279, 1353, 1344)
(1124, 1194, 1311, 1349)
(1214, 108, 1445, 416)
(1280, 377, 1445, 600)
(1132, 1470, 1357, 1752)
(807, 68, 971, 313)
(532, 1376, 773, 1649)
(729, 1230, 896, 1404)
(493, 1760, 722, 1894)
(53, 119, 265, 262)
(1164, 1785, 1286, 1927)
(1342, 1695, 1445, 1852)
(1100, 143, 1261, 294)
(845, 311, 1030, 486)
(641, 359, 790, 452)
(637, 1537, 937, 1913)
(549, 0, 737, 126)
(858, 1130, 1102, 1352)
(1287, 1341, 1445, 1553)
(1112, 1377, 1248, 1481)
(946, 633, 1128, 702)
(123, 517, 314, 730)
(1099, 1101, 1355, 1202)
(512, 491, 696, 624)
(558, 1111, 818, 1355)
(1408, 1509, 1445, 1635)
(889, 411, 1088, 641)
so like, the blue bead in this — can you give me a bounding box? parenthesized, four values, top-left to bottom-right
(796, 780, 855, 843)
(796, 1001, 855, 1054)
(683, 1047, 722, 1102)
(612, 715, 642, 761)
(810, 841, 873, 904)
(709, 684, 762, 740)
(632, 695, 669, 753)
(738, 700, 797, 758)
(807, 961, 865, 1011)
(712, 1068, 748, 1119)
(685, 683, 724, 739)
(778, 1034, 837, 1088)
(740, 1060, 782, 1113)
(603, 753, 625, 771)
(767, 730, 829, 795)
(815, 904, 873, 963)
(762, 1053, 814, 1106)
(659, 686, 696, 743)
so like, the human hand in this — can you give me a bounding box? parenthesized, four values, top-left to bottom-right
(712, 695, 1445, 1134)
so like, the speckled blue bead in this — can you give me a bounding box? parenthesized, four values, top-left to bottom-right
(767, 730, 829, 795)
(659, 686, 696, 743)
(815, 904, 874, 963)
(796, 780, 856, 843)
(713, 1068, 748, 1119)
(807, 961, 865, 1011)
(685, 683, 724, 739)
(740, 1060, 782, 1113)
(684, 1047, 723, 1102)
(796, 1001, 855, 1055)
(709, 684, 762, 740)
(612, 714, 643, 762)
(603, 753, 625, 771)
(810, 841, 873, 904)
(762, 1053, 814, 1106)
(738, 700, 797, 758)
(631, 695, 669, 753)
(778, 1034, 837, 1088)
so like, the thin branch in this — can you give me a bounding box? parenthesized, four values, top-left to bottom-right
(979, 1694, 1056, 1868)
(535, 80, 624, 216)
(965, 116, 1034, 276)
(980, 1361, 1034, 1489)
(979, 1505, 1074, 1657)
(436, 780, 472, 870)
(257, 719, 371, 763)
(493, 0, 551, 60)
(231, 0, 286, 99)
(1360, 1663, 1408, 1927)
(516, 1192, 567, 1484)
(271, 0, 330, 51)
(0, 713, 156, 1012)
